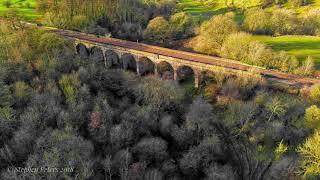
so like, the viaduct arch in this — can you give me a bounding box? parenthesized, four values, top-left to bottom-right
(75, 42, 201, 87)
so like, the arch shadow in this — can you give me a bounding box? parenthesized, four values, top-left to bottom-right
(176, 66, 195, 85)
(76, 43, 89, 59)
(90, 47, 104, 65)
(105, 50, 121, 68)
(157, 61, 174, 80)
(138, 57, 155, 76)
(121, 53, 137, 73)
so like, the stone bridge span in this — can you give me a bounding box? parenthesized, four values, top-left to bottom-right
(56, 30, 320, 88)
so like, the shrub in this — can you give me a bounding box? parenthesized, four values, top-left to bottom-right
(3, 0, 12, 8)
(294, 56, 315, 76)
(289, 0, 312, 7)
(305, 105, 320, 130)
(272, 51, 299, 72)
(58, 73, 81, 105)
(243, 8, 271, 34)
(116, 22, 142, 40)
(300, 9, 320, 35)
(186, 97, 214, 134)
(270, 9, 298, 35)
(169, 12, 194, 39)
(194, 14, 238, 55)
(0, 81, 13, 107)
(247, 41, 274, 67)
(133, 137, 168, 163)
(0, 106, 14, 121)
(298, 130, 320, 178)
(138, 76, 183, 109)
(69, 15, 91, 31)
(221, 73, 263, 100)
(266, 97, 289, 121)
(310, 84, 320, 103)
(220, 32, 252, 62)
(39, 33, 70, 53)
(143, 16, 171, 43)
(274, 140, 288, 160)
(12, 81, 32, 106)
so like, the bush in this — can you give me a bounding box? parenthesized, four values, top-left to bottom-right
(294, 56, 315, 76)
(310, 84, 320, 103)
(138, 77, 183, 109)
(304, 105, 320, 130)
(220, 32, 252, 62)
(194, 13, 238, 55)
(169, 12, 194, 39)
(186, 97, 214, 132)
(270, 9, 298, 36)
(59, 73, 81, 105)
(220, 73, 263, 100)
(133, 137, 168, 163)
(298, 130, 320, 178)
(143, 16, 171, 43)
(243, 8, 271, 34)
(12, 81, 32, 106)
(271, 51, 299, 72)
(2, 0, 12, 8)
(69, 15, 91, 31)
(0, 81, 13, 107)
(116, 22, 142, 40)
(300, 9, 320, 35)
(289, 0, 312, 7)
(274, 140, 288, 160)
(247, 41, 274, 67)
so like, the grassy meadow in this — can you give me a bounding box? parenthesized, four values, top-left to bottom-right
(253, 35, 320, 69)
(0, 0, 40, 21)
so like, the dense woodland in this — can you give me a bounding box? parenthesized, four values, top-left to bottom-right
(0, 0, 320, 179)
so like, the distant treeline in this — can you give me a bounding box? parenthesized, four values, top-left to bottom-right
(36, 0, 176, 39)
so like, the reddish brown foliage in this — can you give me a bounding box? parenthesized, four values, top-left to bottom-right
(90, 111, 102, 129)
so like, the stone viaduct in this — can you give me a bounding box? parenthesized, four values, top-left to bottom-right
(56, 30, 320, 89)
(75, 40, 203, 87)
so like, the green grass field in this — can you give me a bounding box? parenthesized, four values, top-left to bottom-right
(178, 0, 260, 22)
(253, 35, 320, 69)
(0, 0, 40, 21)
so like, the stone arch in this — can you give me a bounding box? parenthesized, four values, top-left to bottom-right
(157, 61, 174, 80)
(76, 43, 89, 59)
(176, 65, 195, 85)
(105, 50, 121, 68)
(89, 46, 104, 65)
(121, 53, 137, 73)
(138, 57, 155, 76)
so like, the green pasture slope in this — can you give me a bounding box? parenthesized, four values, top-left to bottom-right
(0, 0, 39, 21)
(179, 0, 320, 69)
(254, 35, 320, 69)
(178, 0, 260, 22)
